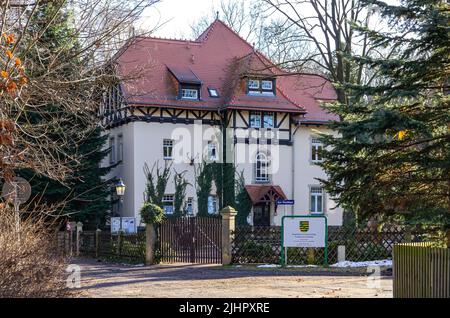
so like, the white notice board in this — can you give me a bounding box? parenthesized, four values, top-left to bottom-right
(282, 216, 327, 248)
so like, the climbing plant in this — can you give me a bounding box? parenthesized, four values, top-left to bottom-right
(173, 170, 190, 217)
(235, 171, 252, 226)
(194, 161, 213, 217)
(143, 161, 172, 207)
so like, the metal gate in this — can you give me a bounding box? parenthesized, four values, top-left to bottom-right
(159, 217, 222, 264)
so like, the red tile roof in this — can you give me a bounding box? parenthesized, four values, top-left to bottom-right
(115, 19, 337, 120)
(245, 185, 288, 204)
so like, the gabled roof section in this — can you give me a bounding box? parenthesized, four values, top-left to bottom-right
(114, 19, 338, 119)
(245, 185, 287, 204)
(167, 65, 202, 85)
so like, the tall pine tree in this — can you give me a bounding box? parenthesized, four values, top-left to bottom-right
(19, 2, 111, 228)
(320, 0, 450, 230)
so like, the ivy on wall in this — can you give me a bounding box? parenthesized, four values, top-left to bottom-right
(235, 171, 252, 226)
(195, 161, 237, 217)
(143, 161, 172, 207)
(173, 170, 190, 217)
(194, 161, 213, 217)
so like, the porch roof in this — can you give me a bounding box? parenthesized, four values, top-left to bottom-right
(245, 185, 287, 204)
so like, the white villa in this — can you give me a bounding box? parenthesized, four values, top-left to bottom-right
(101, 20, 343, 228)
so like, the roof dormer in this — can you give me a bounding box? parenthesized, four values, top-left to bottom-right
(167, 65, 202, 100)
(246, 77, 276, 97)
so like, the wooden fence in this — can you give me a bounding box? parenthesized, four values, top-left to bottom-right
(393, 243, 450, 298)
(232, 226, 408, 265)
(159, 217, 222, 264)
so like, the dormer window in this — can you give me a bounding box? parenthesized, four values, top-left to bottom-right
(247, 78, 275, 96)
(167, 65, 202, 101)
(181, 87, 199, 100)
(248, 79, 260, 90)
(261, 80, 273, 90)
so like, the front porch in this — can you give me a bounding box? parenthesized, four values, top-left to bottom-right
(245, 185, 288, 226)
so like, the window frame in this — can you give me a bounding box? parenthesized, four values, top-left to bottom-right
(263, 112, 274, 128)
(162, 194, 174, 215)
(117, 134, 123, 163)
(261, 80, 273, 90)
(311, 138, 324, 163)
(310, 186, 324, 214)
(248, 79, 260, 90)
(207, 87, 219, 98)
(163, 139, 174, 160)
(255, 152, 270, 183)
(208, 141, 218, 161)
(181, 88, 199, 100)
(109, 136, 116, 164)
(250, 111, 262, 128)
(186, 197, 194, 215)
(207, 195, 218, 214)
(247, 78, 275, 96)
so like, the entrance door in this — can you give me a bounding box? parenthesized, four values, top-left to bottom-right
(253, 203, 270, 226)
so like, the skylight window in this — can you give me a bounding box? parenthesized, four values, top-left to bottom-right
(208, 87, 219, 98)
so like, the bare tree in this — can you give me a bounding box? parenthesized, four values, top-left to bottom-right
(263, 0, 392, 105)
(190, 0, 264, 42)
(189, 0, 312, 70)
(0, 0, 160, 183)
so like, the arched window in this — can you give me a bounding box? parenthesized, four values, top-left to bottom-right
(255, 152, 270, 183)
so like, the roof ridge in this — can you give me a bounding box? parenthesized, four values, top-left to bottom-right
(135, 35, 202, 45)
(198, 19, 257, 51)
(196, 19, 219, 42)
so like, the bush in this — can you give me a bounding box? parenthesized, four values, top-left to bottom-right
(140, 202, 165, 225)
(0, 205, 74, 298)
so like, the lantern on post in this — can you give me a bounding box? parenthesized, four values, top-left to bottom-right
(115, 179, 126, 198)
(115, 178, 126, 216)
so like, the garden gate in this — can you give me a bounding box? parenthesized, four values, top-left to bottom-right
(159, 217, 222, 264)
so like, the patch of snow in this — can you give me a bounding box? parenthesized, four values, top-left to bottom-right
(330, 259, 392, 268)
(287, 265, 318, 268)
(257, 264, 281, 268)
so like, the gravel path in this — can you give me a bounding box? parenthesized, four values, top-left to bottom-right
(72, 258, 393, 298)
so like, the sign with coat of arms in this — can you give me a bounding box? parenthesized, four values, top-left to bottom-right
(282, 216, 327, 248)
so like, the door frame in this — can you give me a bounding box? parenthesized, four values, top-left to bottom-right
(253, 202, 271, 226)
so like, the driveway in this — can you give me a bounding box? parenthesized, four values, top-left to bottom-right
(72, 258, 393, 298)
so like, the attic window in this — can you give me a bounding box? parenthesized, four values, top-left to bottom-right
(208, 87, 219, 98)
(247, 78, 275, 96)
(181, 87, 199, 100)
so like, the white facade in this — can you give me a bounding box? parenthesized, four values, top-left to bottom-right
(103, 117, 343, 227)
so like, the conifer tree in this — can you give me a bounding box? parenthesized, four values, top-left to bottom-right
(18, 2, 111, 228)
(320, 0, 450, 230)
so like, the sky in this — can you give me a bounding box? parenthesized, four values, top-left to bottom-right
(138, 0, 398, 44)
(141, 0, 225, 39)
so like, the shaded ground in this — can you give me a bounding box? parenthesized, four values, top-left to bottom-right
(73, 258, 393, 298)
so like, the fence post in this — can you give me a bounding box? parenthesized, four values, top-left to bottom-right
(307, 248, 315, 264)
(338, 245, 346, 263)
(404, 227, 412, 243)
(68, 221, 76, 257)
(76, 222, 83, 257)
(95, 229, 101, 258)
(117, 230, 124, 257)
(146, 224, 157, 265)
(446, 229, 450, 248)
(220, 206, 237, 266)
